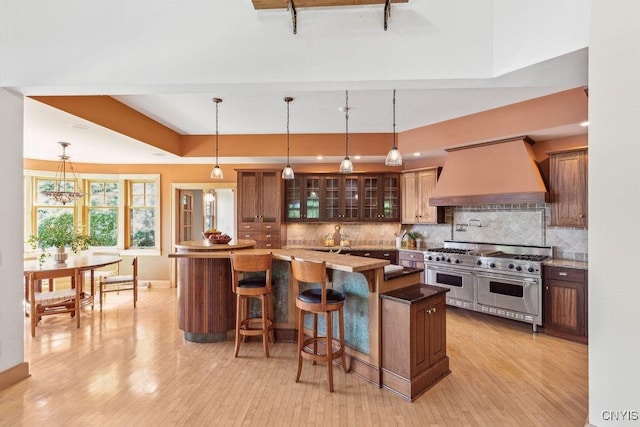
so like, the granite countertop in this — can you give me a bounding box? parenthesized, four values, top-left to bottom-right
(543, 258, 588, 270)
(380, 283, 449, 304)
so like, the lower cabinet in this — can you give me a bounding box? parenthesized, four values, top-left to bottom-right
(543, 266, 588, 343)
(398, 250, 426, 283)
(344, 249, 398, 265)
(380, 284, 450, 401)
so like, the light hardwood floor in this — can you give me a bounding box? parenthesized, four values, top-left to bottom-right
(0, 288, 588, 426)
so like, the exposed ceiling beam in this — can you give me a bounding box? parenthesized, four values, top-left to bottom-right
(252, 0, 407, 10)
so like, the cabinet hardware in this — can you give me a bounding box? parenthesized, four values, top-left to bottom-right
(558, 272, 568, 276)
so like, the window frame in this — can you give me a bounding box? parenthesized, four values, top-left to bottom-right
(24, 170, 161, 256)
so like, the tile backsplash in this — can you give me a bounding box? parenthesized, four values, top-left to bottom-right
(284, 204, 588, 261)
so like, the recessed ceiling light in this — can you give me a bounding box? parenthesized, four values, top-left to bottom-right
(316, 155, 324, 160)
(413, 152, 421, 157)
(580, 121, 589, 127)
(68, 123, 89, 130)
(152, 153, 165, 157)
(354, 155, 362, 160)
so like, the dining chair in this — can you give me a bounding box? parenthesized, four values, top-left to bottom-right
(26, 267, 82, 337)
(99, 257, 138, 310)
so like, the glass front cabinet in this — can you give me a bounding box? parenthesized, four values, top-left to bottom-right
(285, 173, 399, 223)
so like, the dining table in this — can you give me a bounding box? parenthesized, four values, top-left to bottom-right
(24, 254, 123, 308)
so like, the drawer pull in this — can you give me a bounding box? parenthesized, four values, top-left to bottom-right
(558, 272, 568, 276)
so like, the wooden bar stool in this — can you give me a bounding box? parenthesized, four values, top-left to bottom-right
(290, 256, 348, 392)
(229, 252, 274, 357)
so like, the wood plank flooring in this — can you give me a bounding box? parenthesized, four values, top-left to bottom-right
(0, 288, 588, 426)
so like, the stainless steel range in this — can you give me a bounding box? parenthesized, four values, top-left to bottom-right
(424, 241, 552, 332)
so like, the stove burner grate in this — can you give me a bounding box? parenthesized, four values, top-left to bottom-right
(513, 254, 549, 262)
(427, 248, 468, 254)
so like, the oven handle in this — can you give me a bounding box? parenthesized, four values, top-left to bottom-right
(427, 265, 474, 276)
(476, 273, 539, 286)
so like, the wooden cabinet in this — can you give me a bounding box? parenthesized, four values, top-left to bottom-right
(543, 266, 588, 343)
(237, 169, 283, 249)
(284, 173, 400, 223)
(548, 147, 588, 228)
(398, 250, 425, 283)
(401, 168, 444, 224)
(381, 284, 450, 401)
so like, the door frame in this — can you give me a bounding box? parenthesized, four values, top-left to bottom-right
(170, 182, 237, 287)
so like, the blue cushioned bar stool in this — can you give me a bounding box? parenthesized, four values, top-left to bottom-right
(290, 256, 348, 392)
(229, 252, 274, 357)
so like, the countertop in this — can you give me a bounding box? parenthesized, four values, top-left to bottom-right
(380, 283, 449, 305)
(543, 258, 588, 270)
(284, 245, 398, 251)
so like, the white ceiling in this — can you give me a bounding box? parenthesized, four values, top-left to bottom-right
(9, 1, 589, 165)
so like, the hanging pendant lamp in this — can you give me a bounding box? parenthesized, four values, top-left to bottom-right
(210, 97, 224, 179)
(282, 97, 295, 180)
(339, 90, 354, 174)
(41, 141, 86, 205)
(385, 89, 403, 166)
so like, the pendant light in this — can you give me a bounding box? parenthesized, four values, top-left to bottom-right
(210, 97, 224, 179)
(41, 141, 86, 205)
(385, 89, 403, 166)
(282, 96, 295, 180)
(339, 90, 354, 174)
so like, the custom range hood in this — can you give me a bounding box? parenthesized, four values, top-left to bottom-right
(429, 136, 548, 206)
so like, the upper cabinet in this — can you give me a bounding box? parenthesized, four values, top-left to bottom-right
(284, 173, 400, 223)
(548, 147, 588, 228)
(237, 169, 283, 248)
(401, 168, 445, 224)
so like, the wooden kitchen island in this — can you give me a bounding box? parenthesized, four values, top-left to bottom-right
(169, 245, 436, 389)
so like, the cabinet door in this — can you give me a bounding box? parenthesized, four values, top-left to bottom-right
(342, 176, 360, 221)
(412, 302, 431, 376)
(238, 171, 260, 222)
(362, 175, 380, 221)
(259, 171, 280, 223)
(323, 177, 341, 221)
(304, 176, 321, 221)
(284, 177, 302, 221)
(401, 172, 418, 223)
(417, 170, 439, 223)
(550, 149, 588, 227)
(428, 297, 447, 364)
(544, 278, 587, 338)
(382, 174, 400, 221)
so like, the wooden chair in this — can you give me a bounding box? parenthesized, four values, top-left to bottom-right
(229, 252, 274, 357)
(26, 267, 82, 337)
(290, 256, 348, 392)
(99, 257, 138, 311)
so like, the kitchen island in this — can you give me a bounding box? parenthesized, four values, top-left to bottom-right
(170, 245, 426, 387)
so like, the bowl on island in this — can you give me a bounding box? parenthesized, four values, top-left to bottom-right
(208, 233, 232, 244)
(202, 230, 221, 239)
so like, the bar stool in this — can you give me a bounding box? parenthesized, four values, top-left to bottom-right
(229, 252, 274, 357)
(290, 256, 348, 392)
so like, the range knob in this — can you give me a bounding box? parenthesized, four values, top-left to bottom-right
(476, 260, 482, 266)
(446, 258, 451, 263)
(489, 262, 496, 268)
(455, 259, 461, 264)
(527, 266, 535, 273)
(515, 265, 523, 271)
(427, 255, 433, 261)
(508, 263, 515, 269)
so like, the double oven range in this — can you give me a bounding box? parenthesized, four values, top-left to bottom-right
(425, 241, 552, 332)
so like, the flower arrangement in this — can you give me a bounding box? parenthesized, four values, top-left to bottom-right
(406, 231, 421, 241)
(28, 215, 92, 263)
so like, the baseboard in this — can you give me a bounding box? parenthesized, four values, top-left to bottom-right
(144, 280, 170, 289)
(0, 362, 30, 391)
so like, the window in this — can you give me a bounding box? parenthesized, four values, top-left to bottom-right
(88, 180, 119, 246)
(25, 172, 160, 254)
(128, 181, 157, 248)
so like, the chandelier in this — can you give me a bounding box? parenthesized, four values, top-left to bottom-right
(42, 142, 86, 205)
(211, 97, 224, 179)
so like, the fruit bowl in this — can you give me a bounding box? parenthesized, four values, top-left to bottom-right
(202, 231, 221, 239)
(208, 234, 232, 244)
